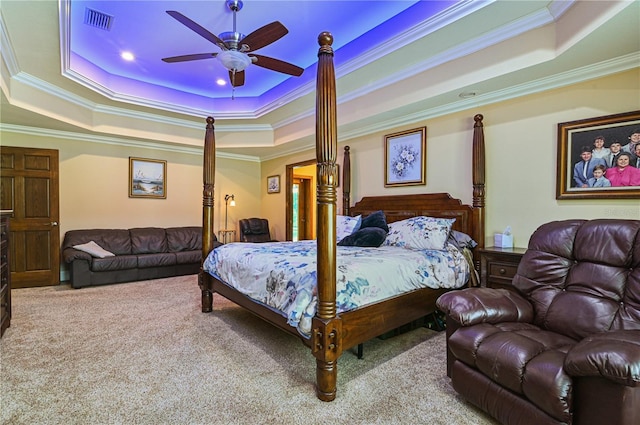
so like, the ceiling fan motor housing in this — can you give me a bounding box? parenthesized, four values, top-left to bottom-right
(219, 31, 246, 50)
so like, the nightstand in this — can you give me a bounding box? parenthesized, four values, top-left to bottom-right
(479, 246, 527, 291)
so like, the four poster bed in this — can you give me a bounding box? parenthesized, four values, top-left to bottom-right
(198, 32, 486, 401)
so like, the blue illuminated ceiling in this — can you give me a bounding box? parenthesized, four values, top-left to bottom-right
(66, 0, 458, 118)
(4, 0, 636, 154)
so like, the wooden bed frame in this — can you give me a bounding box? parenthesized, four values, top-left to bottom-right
(198, 32, 486, 401)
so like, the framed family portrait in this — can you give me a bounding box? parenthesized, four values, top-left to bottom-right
(556, 110, 640, 200)
(267, 175, 280, 194)
(129, 157, 167, 199)
(384, 127, 427, 187)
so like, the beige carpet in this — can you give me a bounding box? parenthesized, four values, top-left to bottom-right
(1, 275, 497, 425)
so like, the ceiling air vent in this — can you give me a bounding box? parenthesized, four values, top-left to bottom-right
(84, 8, 113, 31)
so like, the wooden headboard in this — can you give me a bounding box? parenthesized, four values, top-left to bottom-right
(349, 193, 476, 238)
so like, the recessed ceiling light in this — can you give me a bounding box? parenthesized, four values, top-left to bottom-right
(121, 51, 135, 61)
(216, 79, 227, 86)
(459, 91, 477, 98)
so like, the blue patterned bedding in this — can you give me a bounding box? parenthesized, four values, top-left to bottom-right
(203, 240, 469, 337)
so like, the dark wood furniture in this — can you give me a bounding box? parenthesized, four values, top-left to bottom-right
(198, 32, 487, 401)
(479, 246, 526, 291)
(1, 211, 12, 337)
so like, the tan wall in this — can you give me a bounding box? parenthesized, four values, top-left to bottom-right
(2, 70, 638, 279)
(263, 69, 640, 246)
(0, 131, 261, 277)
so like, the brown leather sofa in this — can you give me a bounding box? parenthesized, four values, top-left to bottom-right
(62, 227, 220, 289)
(239, 218, 277, 242)
(436, 219, 640, 425)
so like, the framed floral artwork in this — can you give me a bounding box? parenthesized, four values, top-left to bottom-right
(384, 127, 426, 187)
(267, 175, 280, 193)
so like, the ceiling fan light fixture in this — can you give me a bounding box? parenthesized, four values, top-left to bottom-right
(218, 50, 251, 72)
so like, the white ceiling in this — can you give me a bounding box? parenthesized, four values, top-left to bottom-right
(1, 0, 639, 160)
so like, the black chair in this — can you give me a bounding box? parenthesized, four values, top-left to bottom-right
(239, 218, 277, 243)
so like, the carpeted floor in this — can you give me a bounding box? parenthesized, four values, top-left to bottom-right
(0, 275, 497, 425)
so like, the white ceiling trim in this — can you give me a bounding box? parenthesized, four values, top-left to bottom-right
(0, 122, 260, 162)
(271, 4, 560, 132)
(344, 54, 640, 142)
(6, 71, 273, 133)
(547, 0, 575, 19)
(328, 0, 496, 84)
(338, 4, 558, 105)
(3, 53, 637, 165)
(251, 2, 494, 121)
(0, 13, 19, 76)
(261, 53, 640, 162)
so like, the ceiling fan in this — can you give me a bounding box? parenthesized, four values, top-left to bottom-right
(161, 0, 304, 91)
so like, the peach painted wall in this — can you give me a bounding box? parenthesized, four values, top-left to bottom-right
(262, 69, 640, 245)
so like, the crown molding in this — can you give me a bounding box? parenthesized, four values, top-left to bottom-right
(3, 54, 637, 164)
(0, 123, 260, 162)
(338, 53, 640, 143)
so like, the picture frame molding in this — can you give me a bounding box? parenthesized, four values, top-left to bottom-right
(556, 110, 640, 200)
(384, 127, 427, 187)
(129, 157, 167, 199)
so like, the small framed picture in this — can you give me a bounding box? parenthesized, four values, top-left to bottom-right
(556, 110, 640, 199)
(384, 127, 427, 187)
(267, 175, 280, 194)
(129, 157, 167, 199)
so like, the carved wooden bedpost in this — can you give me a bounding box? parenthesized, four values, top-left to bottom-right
(312, 31, 342, 402)
(472, 114, 486, 261)
(200, 116, 216, 313)
(343, 146, 351, 216)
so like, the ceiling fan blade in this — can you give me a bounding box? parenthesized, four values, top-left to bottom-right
(166, 11, 226, 48)
(162, 53, 218, 63)
(250, 54, 303, 77)
(240, 21, 288, 52)
(229, 70, 245, 87)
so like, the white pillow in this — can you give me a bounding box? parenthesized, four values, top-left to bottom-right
(383, 216, 455, 250)
(336, 215, 362, 242)
(73, 241, 115, 258)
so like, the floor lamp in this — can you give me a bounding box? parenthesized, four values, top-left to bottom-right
(223, 194, 236, 243)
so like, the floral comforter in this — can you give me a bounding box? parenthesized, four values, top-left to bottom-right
(203, 241, 469, 336)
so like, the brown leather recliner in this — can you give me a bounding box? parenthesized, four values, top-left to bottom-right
(436, 219, 640, 425)
(239, 218, 277, 243)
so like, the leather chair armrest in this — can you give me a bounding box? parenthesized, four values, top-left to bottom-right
(62, 247, 92, 263)
(436, 287, 534, 327)
(565, 330, 640, 387)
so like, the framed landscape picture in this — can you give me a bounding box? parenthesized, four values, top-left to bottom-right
(129, 157, 167, 199)
(556, 110, 640, 199)
(384, 127, 426, 187)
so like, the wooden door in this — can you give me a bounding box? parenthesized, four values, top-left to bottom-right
(286, 159, 315, 241)
(0, 147, 60, 287)
(292, 176, 313, 240)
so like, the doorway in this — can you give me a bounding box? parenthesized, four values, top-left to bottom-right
(0, 146, 60, 287)
(286, 160, 315, 241)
